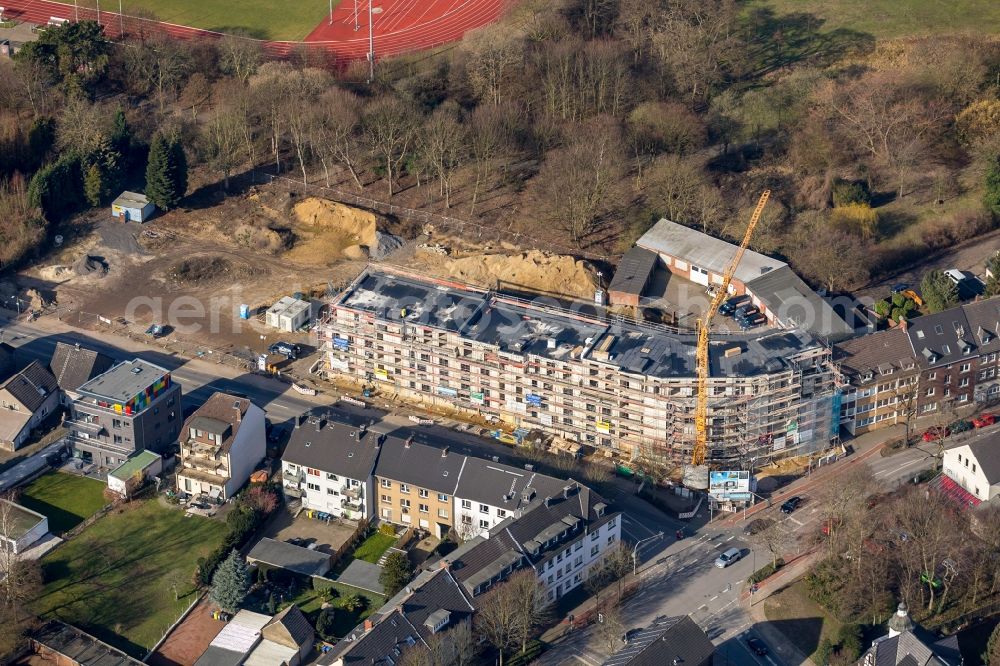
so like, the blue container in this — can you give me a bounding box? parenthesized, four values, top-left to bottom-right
(239, 304, 250, 320)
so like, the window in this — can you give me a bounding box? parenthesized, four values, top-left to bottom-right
(961, 363, 971, 372)
(480, 519, 490, 529)
(327, 488, 336, 495)
(966, 458, 970, 467)
(327, 473, 338, 481)
(461, 515, 472, 525)
(575, 542, 582, 551)
(960, 378, 970, 387)
(591, 545, 599, 556)
(973, 463, 977, 473)
(438, 508, 449, 518)
(479, 504, 489, 514)
(307, 482, 320, 491)
(307, 468, 321, 476)
(461, 499, 472, 509)
(400, 499, 411, 508)
(381, 508, 392, 519)
(497, 509, 507, 518)
(438, 493, 448, 502)
(607, 535, 616, 544)
(381, 478, 391, 488)
(400, 484, 410, 494)
(419, 503, 429, 514)
(419, 489, 428, 498)
(608, 517, 617, 529)
(925, 387, 935, 397)
(928, 372, 937, 380)
(591, 532, 599, 541)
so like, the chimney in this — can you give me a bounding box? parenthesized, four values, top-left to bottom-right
(899, 318, 908, 332)
(439, 558, 449, 570)
(316, 418, 324, 432)
(562, 485, 572, 499)
(441, 446, 449, 458)
(405, 436, 413, 449)
(364, 619, 374, 632)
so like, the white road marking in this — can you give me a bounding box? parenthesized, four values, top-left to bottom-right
(710, 595, 718, 601)
(726, 535, 736, 541)
(788, 517, 803, 526)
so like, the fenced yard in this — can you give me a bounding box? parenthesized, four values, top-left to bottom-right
(32, 500, 227, 658)
(16, 471, 107, 533)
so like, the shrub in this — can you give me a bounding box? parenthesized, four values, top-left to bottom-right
(316, 608, 336, 641)
(838, 624, 863, 661)
(832, 179, 871, 207)
(874, 299, 891, 319)
(378, 523, 396, 537)
(747, 558, 785, 585)
(341, 594, 365, 612)
(816, 638, 835, 666)
(831, 202, 879, 239)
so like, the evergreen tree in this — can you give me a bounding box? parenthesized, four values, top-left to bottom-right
(921, 269, 960, 313)
(110, 108, 130, 157)
(985, 156, 1000, 219)
(145, 134, 186, 211)
(379, 551, 413, 598)
(83, 163, 106, 207)
(209, 550, 250, 613)
(316, 608, 336, 641)
(985, 254, 1000, 298)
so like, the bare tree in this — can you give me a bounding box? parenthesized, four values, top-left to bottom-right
(644, 155, 724, 233)
(283, 68, 334, 185)
(314, 87, 365, 189)
(467, 102, 519, 214)
(749, 520, 791, 569)
(0, 497, 43, 654)
(601, 543, 633, 602)
(506, 569, 549, 656)
(363, 96, 418, 197)
(594, 602, 625, 655)
(463, 25, 523, 106)
(476, 577, 522, 666)
(892, 487, 958, 612)
(202, 108, 245, 190)
(219, 32, 263, 84)
(419, 106, 467, 209)
(894, 378, 920, 447)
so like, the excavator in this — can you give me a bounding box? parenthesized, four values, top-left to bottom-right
(689, 191, 771, 482)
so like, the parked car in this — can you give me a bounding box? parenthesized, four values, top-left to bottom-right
(269, 342, 301, 359)
(973, 413, 996, 428)
(719, 296, 748, 316)
(735, 305, 760, 319)
(747, 638, 769, 656)
(622, 628, 642, 645)
(890, 283, 910, 293)
(738, 314, 766, 330)
(780, 496, 803, 514)
(922, 426, 949, 442)
(714, 547, 744, 568)
(949, 419, 974, 434)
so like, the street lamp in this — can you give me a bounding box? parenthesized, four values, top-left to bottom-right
(367, 2, 382, 84)
(631, 531, 664, 575)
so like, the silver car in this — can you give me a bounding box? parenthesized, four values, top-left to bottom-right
(714, 547, 743, 568)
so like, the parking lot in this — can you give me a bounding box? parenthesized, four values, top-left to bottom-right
(263, 509, 357, 554)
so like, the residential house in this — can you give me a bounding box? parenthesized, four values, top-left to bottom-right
(320, 567, 475, 666)
(373, 435, 465, 539)
(281, 415, 380, 520)
(940, 428, 1000, 505)
(905, 308, 979, 415)
(442, 480, 621, 603)
(49, 341, 115, 405)
(452, 455, 566, 539)
(834, 328, 920, 435)
(601, 615, 715, 666)
(67, 359, 182, 470)
(194, 610, 272, 666)
(0, 361, 59, 451)
(176, 392, 265, 501)
(0, 499, 48, 554)
(858, 602, 960, 665)
(244, 605, 315, 666)
(107, 450, 163, 498)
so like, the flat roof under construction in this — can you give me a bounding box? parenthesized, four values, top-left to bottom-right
(339, 271, 485, 332)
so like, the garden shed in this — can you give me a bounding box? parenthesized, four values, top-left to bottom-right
(111, 191, 156, 223)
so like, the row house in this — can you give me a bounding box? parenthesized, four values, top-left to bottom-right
(317, 267, 839, 465)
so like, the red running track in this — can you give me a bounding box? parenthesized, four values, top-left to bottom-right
(1, 0, 508, 63)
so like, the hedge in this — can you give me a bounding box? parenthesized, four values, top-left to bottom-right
(747, 558, 785, 585)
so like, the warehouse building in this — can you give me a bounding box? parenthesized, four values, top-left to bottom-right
(317, 267, 839, 465)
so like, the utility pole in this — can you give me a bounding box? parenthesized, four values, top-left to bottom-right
(367, 0, 375, 84)
(631, 532, 664, 575)
(354, 0, 359, 30)
(118, 0, 123, 37)
(329, 0, 333, 24)
(96, 0, 100, 26)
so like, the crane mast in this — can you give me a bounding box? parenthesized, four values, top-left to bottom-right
(691, 190, 771, 467)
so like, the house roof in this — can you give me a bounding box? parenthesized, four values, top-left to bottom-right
(601, 615, 715, 666)
(49, 341, 115, 393)
(108, 450, 161, 482)
(262, 604, 314, 649)
(0, 499, 46, 540)
(31, 620, 145, 666)
(864, 631, 949, 666)
(183, 392, 257, 456)
(637, 219, 784, 285)
(962, 433, 1000, 485)
(744, 265, 854, 342)
(322, 568, 475, 666)
(243, 639, 299, 666)
(374, 436, 465, 494)
(195, 609, 270, 666)
(608, 246, 658, 296)
(904, 308, 977, 369)
(452, 456, 566, 513)
(246, 538, 331, 577)
(958, 298, 1000, 355)
(834, 328, 916, 379)
(2, 360, 57, 412)
(283, 415, 381, 482)
(79, 359, 170, 404)
(267, 296, 311, 319)
(113, 191, 150, 207)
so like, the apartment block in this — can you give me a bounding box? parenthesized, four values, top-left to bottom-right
(176, 392, 266, 501)
(281, 416, 380, 520)
(67, 359, 182, 470)
(318, 267, 839, 465)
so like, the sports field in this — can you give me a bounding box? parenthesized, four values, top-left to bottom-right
(74, 0, 331, 40)
(749, 0, 1000, 38)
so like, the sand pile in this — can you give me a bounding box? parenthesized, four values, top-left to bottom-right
(288, 198, 402, 263)
(441, 250, 598, 299)
(293, 198, 378, 245)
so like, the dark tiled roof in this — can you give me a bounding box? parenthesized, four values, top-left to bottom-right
(864, 630, 948, 666)
(263, 604, 314, 649)
(452, 456, 566, 513)
(322, 569, 475, 666)
(246, 538, 331, 577)
(965, 434, 1000, 485)
(601, 615, 714, 666)
(183, 392, 257, 455)
(2, 360, 57, 412)
(833, 328, 916, 379)
(374, 436, 465, 494)
(32, 620, 145, 666)
(959, 297, 1000, 354)
(283, 416, 381, 482)
(608, 247, 658, 296)
(48, 341, 114, 393)
(905, 309, 976, 369)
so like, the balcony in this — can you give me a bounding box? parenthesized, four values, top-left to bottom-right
(178, 466, 230, 485)
(65, 420, 106, 437)
(342, 485, 362, 500)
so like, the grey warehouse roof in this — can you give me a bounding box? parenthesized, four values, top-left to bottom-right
(744, 266, 854, 341)
(78, 359, 170, 403)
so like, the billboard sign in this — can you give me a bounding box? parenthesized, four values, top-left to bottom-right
(709, 470, 751, 501)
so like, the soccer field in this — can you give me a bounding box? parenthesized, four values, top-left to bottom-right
(74, 0, 332, 40)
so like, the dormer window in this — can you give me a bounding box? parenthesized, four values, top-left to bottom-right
(863, 372, 874, 382)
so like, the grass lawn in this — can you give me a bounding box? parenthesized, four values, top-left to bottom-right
(762, 579, 843, 661)
(246, 577, 385, 640)
(748, 0, 1000, 39)
(351, 531, 396, 564)
(32, 500, 227, 657)
(17, 471, 107, 533)
(74, 0, 331, 40)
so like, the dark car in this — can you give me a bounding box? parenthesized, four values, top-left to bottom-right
(269, 342, 301, 359)
(949, 419, 974, 434)
(719, 296, 748, 316)
(781, 496, 803, 514)
(734, 305, 760, 320)
(891, 283, 910, 293)
(747, 637, 769, 656)
(622, 628, 642, 645)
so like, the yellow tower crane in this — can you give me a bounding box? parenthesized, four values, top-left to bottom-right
(691, 190, 771, 468)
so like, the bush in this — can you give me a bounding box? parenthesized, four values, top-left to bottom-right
(832, 179, 871, 207)
(838, 624, 863, 661)
(747, 558, 784, 585)
(874, 299, 891, 319)
(816, 638, 835, 666)
(831, 202, 879, 240)
(316, 608, 336, 641)
(378, 523, 396, 537)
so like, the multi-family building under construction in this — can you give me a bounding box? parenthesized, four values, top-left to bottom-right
(317, 267, 839, 465)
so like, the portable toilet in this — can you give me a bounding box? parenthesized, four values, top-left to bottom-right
(111, 191, 156, 223)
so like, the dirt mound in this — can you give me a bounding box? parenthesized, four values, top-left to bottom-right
(441, 250, 598, 299)
(342, 244, 370, 260)
(373, 231, 404, 259)
(293, 198, 377, 244)
(169, 256, 266, 285)
(74, 255, 109, 277)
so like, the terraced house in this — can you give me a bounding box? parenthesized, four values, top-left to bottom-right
(318, 267, 840, 466)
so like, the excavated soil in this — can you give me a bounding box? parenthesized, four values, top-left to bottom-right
(284, 197, 403, 264)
